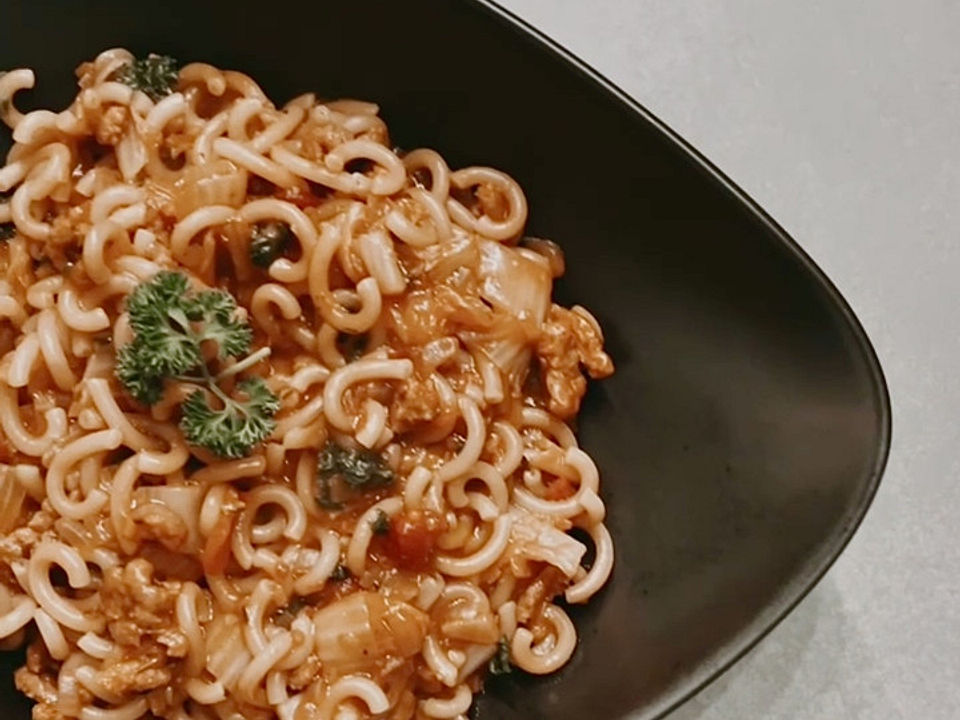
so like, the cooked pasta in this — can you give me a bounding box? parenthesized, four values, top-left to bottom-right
(0, 50, 615, 720)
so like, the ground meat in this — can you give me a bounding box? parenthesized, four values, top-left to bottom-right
(108, 620, 142, 648)
(24, 641, 52, 674)
(129, 502, 189, 552)
(392, 194, 431, 229)
(388, 284, 494, 347)
(389, 375, 442, 432)
(295, 122, 354, 161)
(475, 182, 509, 222)
(96, 653, 172, 695)
(100, 559, 182, 647)
(94, 105, 128, 146)
(16, 642, 72, 720)
(14, 667, 57, 705)
(28, 509, 56, 534)
(535, 304, 614, 419)
(139, 543, 204, 583)
(31, 704, 68, 720)
(0, 522, 44, 564)
(155, 627, 190, 658)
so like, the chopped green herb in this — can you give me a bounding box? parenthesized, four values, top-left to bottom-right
(316, 442, 394, 510)
(318, 442, 394, 490)
(116, 271, 253, 403)
(0, 223, 15, 241)
(114, 271, 277, 457)
(249, 221, 292, 268)
(116, 54, 179, 101)
(180, 378, 279, 460)
(330, 564, 351, 582)
(272, 596, 308, 629)
(370, 509, 391, 535)
(489, 636, 513, 676)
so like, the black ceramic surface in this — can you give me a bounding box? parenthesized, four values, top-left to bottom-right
(0, 2, 891, 719)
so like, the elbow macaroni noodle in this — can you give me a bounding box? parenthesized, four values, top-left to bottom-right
(0, 50, 616, 720)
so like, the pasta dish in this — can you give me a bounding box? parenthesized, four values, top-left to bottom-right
(0, 51, 614, 720)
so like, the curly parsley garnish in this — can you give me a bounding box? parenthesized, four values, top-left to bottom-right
(115, 271, 278, 458)
(116, 54, 179, 101)
(180, 378, 279, 459)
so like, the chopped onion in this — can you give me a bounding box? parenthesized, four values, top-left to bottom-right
(206, 613, 251, 690)
(460, 240, 552, 381)
(173, 159, 248, 219)
(477, 241, 550, 322)
(507, 507, 586, 578)
(422, 234, 480, 282)
(313, 592, 428, 671)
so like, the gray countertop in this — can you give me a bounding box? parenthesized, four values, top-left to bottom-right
(497, 1, 959, 718)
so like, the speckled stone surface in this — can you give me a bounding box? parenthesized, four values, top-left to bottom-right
(496, 2, 960, 718)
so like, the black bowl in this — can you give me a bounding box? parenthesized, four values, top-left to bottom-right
(0, 2, 890, 719)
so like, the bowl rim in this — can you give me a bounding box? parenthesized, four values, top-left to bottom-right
(465, 1, 893, 717)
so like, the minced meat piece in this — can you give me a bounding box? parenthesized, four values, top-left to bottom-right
(100, 559, 182, 647)
(535, 305, 614, 418)
(389, 375, 443, 432)
(94, 105, 128, 146)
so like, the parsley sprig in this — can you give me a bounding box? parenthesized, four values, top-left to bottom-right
(115, 271, 278, 458)
(180, 378, 279, 459)
(116, 54, 179, 101)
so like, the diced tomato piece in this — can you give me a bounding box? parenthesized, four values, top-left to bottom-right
(384, 510, 446, 570)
